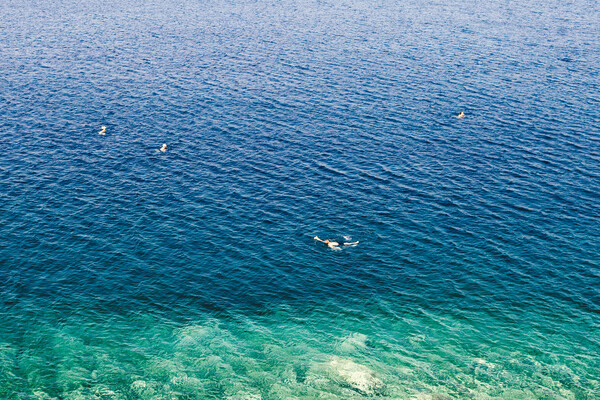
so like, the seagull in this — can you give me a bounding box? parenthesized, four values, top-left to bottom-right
(99, 126, 107, 135)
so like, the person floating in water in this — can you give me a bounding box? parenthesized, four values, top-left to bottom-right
(314, 236, 359, 250)
(99, 126, 107, 135)
(457, 111, 465, 119)
(160, 144, 167, 152)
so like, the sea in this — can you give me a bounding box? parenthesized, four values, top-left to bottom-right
(1, 0, 599, 398)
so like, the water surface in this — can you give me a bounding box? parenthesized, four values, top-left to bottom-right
(1, 0, 599, 398)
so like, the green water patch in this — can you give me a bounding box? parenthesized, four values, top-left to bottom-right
(0, 301, 598, 399)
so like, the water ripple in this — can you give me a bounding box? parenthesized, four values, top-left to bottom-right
(1, 0, 600, 398)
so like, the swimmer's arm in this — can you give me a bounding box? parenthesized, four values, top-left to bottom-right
(343, 241, 359, 246)
(314, 236, 325, 243)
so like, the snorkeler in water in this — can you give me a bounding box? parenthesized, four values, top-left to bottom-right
(314, 236, 359, 249)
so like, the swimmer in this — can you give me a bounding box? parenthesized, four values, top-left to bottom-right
(99, 126, 107, 135)
(457, 111, 465, 119)
(314, 236, 359, 250)
(160, 144, 167, 152)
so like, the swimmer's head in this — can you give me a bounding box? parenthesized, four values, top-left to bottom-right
(160, 144, 167, 152)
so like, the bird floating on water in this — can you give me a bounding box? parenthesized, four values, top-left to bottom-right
(99, 126, 107, 135)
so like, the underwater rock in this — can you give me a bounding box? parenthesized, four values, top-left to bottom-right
(32, 390, 56, 400)
(338, 333, 369, 352)
(176, 325, 213, 348)
(130, 380, 156, 399)
(170, 374, 206, 391)
(227, 393, 262, 400)
(410, 394, 453, 400)
(62, 386, 124, 400)
(223, 380, 263, 400)
(131, 380, 147, 390)
(474, 358, 496, 368)
(328, 356, 384, 395)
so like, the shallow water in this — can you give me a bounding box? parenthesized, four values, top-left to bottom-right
(1, 0, 599, 398)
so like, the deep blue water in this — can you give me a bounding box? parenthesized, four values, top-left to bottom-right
(1, 0, 599, 398)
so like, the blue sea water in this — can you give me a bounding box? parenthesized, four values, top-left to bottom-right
(1, 0, 600, 398)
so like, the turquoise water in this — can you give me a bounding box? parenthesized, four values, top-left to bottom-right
(1, 0, 599, 398)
